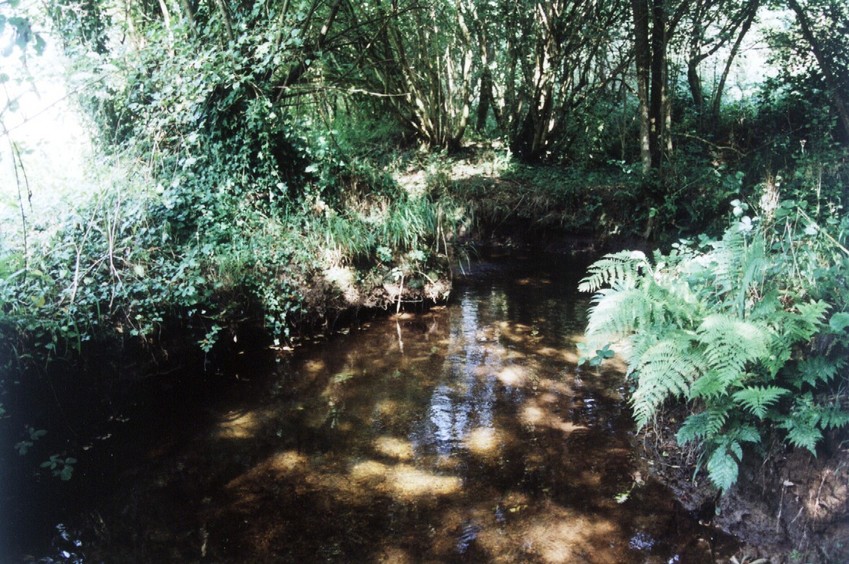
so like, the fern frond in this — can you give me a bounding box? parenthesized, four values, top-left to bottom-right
(697, 314, 772, 387)
(732, 386, 790, 419)
(779, 393, 823, 454)
(585, 286, 652, 341)
(768, 300, 830, 348)
(782, 420, 822, 454)
(794, 355, 845, 388)
(630, 334, 700, 428)
(677, 407, 729, 444)
(706, 441, 742, 491)
(734, 425, 762, 444)
(578, 251, 651, 293)
(689, 372, 727, 399)
(820, 405, 849, 430)
(706, 227, 747, 297)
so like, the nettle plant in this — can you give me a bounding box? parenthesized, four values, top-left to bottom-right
(580, 199, 849, 491)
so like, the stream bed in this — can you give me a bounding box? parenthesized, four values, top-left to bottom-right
(5, 253, 737, 562)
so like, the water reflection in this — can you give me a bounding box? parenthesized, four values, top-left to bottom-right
(22, 255, 737, 562)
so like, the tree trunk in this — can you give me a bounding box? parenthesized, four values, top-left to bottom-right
(631, 0, 653, 173)
(649, 0, 667, 170)
(711, 0, 759, 118)
(687, 60, 704, 110)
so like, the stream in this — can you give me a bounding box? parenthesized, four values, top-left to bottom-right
(3, 253, 737, 562)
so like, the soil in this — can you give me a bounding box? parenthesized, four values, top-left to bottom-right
(638, 408, 849, 563)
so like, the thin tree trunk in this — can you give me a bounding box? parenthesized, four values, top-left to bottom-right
(214, 0, 234, 42)
(711, 0, 759, 117)
(688, 60, 704, 110)
(649, 0, 666, 170)
(631, 0, 652, 173)
(278, 0, 343, 96)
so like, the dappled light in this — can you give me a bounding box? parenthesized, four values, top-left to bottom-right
(520, 400, 589, 436)
(464, 427, 504, 456)
(130, 258, 733, 560)
(4, 256, 737, 561)
(373, 436, 415, 461)
(2, 0, 847, 559)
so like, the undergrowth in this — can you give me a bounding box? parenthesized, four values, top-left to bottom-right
(0, 149, 463, 370)
(580, 198, 849, 492)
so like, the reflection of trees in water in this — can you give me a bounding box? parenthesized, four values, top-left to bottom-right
(410, 290, 503, 457)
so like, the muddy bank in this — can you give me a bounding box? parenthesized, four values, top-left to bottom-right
(639, 411, 849, 562)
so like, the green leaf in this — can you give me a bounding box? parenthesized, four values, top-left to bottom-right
(34, 33, 45, 56)
(677, 408, 728, 444)
(732, 386, 789, 419)
(829, 312, 849, 332)
(795, 356, 843, 388)
(707, 443, 740, 491)
(784, 422, 821, 454)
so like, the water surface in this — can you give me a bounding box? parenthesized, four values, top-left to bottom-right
(21, 254, 735, 562)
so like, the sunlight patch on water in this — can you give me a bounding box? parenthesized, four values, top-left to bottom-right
(350, 461, 462, 500)
(496, 365, 527, 387)
(520, 399, 588, 435)
(302, 359, 327, 375)
(216, 410, 262, 439)
(269, 450, 309, 473)
(373, 436, 415, 461)
(375, 546, 414, 563)
(525, 513, 618, 563)
(464, 427, 502, 456)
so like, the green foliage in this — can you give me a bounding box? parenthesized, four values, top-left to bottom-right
(582, 202, 849, 491)
(40, 454, 76, 481)
(14, 426, 47, 455)
(0, 0, 470, 373)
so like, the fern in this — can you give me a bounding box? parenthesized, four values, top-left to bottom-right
(578, 250, 651, 293)
(584, 286, 651, 342)
(689, 372, 729, 399)
(630, 333, 701, 428)
(705, 226, 748, 299)
(704, 428, 761, 491)
(793, 355, 845, 389)
(781, 417, 822, 454)
(706, 441, 742, 491)
(580, 204, 849, 494)
(779, 394, 826, 454)
(677, 407, 729, 444)
(697, 314, 772, 388)
(820, 404, 849, 430)
(780, 393, 849, 454)
(732, 386, 789, 419)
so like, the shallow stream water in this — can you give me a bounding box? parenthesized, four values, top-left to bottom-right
(5, 253, 736, 562)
